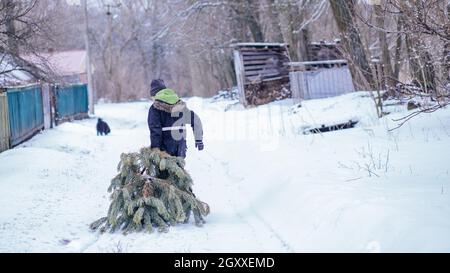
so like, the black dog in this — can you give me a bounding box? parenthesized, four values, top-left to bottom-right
(96, 118, 111, 136)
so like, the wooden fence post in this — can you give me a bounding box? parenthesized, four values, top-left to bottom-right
(41, 83, 52, 130)
(0, 92, 11, 152)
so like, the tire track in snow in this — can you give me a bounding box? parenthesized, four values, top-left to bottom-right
(203, 151, 294, 252)
(249, 208, 295, 252)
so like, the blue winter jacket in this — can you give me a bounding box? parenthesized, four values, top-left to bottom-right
(147, 96, 203, 158)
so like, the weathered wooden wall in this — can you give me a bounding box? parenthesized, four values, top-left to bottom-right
(0, 92, 10, 153)
(234, 43, 291, 107)
(233, 50, 246, 106)
(307, 42, 343, 62)
(241, 47, 290, 83)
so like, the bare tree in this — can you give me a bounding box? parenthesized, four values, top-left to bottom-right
(0, 0, 56, 81)
(351, 0, 450, 127)
(39, 0, 447, 113)
(445, 3, 450, 89)
(374, 1, 395, 89)
(329, 0, 376, 90)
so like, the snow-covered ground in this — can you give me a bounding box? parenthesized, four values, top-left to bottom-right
(1, 92, 450, 253)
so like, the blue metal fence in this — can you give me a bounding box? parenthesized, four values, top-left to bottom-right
(0, 83, 90, 153)
(7, 85, 44, 147)
(55, 84, 88, 121)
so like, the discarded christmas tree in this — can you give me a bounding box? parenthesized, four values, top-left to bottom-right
(90, 147, 209, 234)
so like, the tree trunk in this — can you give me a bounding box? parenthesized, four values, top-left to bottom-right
(150, 1, 164, 79)
(374, 3, 395, 89)
(265, 0, 284, 42)
(228, 0, 264, 42)
(329, 0, 376, 90)
(294, 1, 311, 62)
(443, 3, 450, 90)
(393, 15, 404, 80)
(228, 3, 247, 42)
(396, 0, 437, 94)
(405, 33, 436, 93)
(297, 24, 310, 62)
(244, 0, 265, 42)
(277, 0, 299, 61)
(3, 0, 18, 55)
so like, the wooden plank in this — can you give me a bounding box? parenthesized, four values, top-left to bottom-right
(232, 42, 287, 48)
(242, 52, 286, 57)
(41, 83, 52, 130)
(243, 55, 273, 62)
(262, 75, 290, 82)
(246, 76, 286, 83)
(239, 46, 281, 50)
(243, 60, 271, 66)
(287, 59, 348, 66)
(244, 59, 291, 68)
(233, 50, 247, 106)
(244, 70, 282, 77)
(0, 93, 11, 152)
(240, 48, 285, 54)
(241, 49, 285, 55)
(243, 53, 290, 58)
(245, 74, 288, 83)
(244, 64, 281, 71)
(245, 66, 289, 75)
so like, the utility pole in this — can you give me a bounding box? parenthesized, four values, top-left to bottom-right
(82, 0, 95, 115)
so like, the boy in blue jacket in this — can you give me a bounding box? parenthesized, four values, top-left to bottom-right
(147, 79, 204, 158)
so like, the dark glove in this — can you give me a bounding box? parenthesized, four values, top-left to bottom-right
(195, 140, 204, 151)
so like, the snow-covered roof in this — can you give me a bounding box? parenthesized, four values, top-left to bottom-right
(0, 56, 36, 87)
(310, 40, 341, 46)
(23, 50, 87, 77)
(287, 59, 348, 66)
(232, 42, 288, 48)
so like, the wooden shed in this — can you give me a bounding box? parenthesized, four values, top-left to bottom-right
(307, 40, 343, 63)
(233, 43, 291, 107)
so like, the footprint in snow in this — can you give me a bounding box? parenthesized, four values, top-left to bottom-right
(59, 239, 71, 246)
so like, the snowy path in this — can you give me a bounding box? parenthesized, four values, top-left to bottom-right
(1, 94, 450, 252)
(0, 102, 292, 252)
